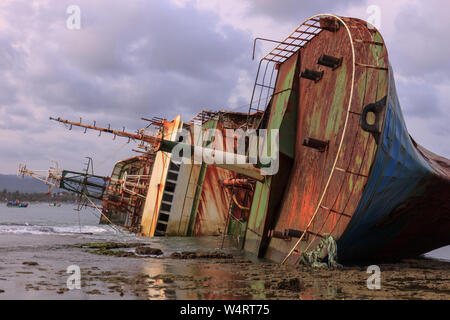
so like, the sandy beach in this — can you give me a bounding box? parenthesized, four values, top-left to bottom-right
(0, 204, 448, 300)
(0, 232, 449, 300)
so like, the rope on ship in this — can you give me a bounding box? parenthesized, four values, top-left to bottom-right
(298, 234, 343, 269)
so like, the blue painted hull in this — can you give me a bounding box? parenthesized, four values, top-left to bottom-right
(338, 66, 450, 262)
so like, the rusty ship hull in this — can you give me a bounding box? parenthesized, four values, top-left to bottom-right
(242, 14, 450, 264)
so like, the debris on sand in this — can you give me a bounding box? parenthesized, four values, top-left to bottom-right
(170, 251, 233, 259)
(22, 261, 39, 266)
(76, 242, 164, 258)
(72, 242, 146, 250)
(91, 249, 136, 258)
(135, 247, 163, 256)
(274, 278, 304, 291)
(86, 289, 102, 295)
(56, 288, 69, 294)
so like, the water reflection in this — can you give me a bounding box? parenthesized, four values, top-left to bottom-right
(129, 236, 450, 300)
(134, 236, 343, 300)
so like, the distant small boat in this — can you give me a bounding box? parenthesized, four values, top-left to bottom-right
(7, 201, 29, 208)
(49, 202, 61, 207)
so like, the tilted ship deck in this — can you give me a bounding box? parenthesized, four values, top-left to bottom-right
(21, 14, 450, 264)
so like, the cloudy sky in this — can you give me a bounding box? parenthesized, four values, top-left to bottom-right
(0, 0, 448, 176)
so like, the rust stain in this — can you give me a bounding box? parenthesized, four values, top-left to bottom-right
(260, 16, 389, 262)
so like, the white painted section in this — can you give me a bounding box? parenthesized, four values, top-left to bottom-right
(140, 115, 182, 236)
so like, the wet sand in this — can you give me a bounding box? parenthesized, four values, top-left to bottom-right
(0, 234, 449, 300)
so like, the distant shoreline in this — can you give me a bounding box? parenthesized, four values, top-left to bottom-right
(1, 190, 80, 203)
(0, 200, 78, 204)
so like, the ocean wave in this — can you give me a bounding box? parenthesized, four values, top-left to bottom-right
(0, 224, 109, 235)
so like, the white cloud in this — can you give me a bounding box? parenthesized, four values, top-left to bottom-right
(0, 0, 448, 176)
(0, 0, 254, 174)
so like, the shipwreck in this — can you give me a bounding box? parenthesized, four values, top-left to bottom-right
(20, 14, 450, 264)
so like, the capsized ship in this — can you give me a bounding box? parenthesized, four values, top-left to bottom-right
(26, 14, 449, 264)
(240, 14, 450, 263)
(246, 15, 450, 263)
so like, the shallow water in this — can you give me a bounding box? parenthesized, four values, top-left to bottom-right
(0, 203, 112, 235)
(0, 203, 449, 300)
(2, 203, 448, 259)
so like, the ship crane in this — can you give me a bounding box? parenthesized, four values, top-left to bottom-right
(17, 161, 151, 200)
(49, 116, 163, 154)
(17, 162, 62, 194)
(17, 160, 153, 231)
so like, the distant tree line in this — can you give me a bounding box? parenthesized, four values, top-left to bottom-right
(0, 189, 79, 203)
